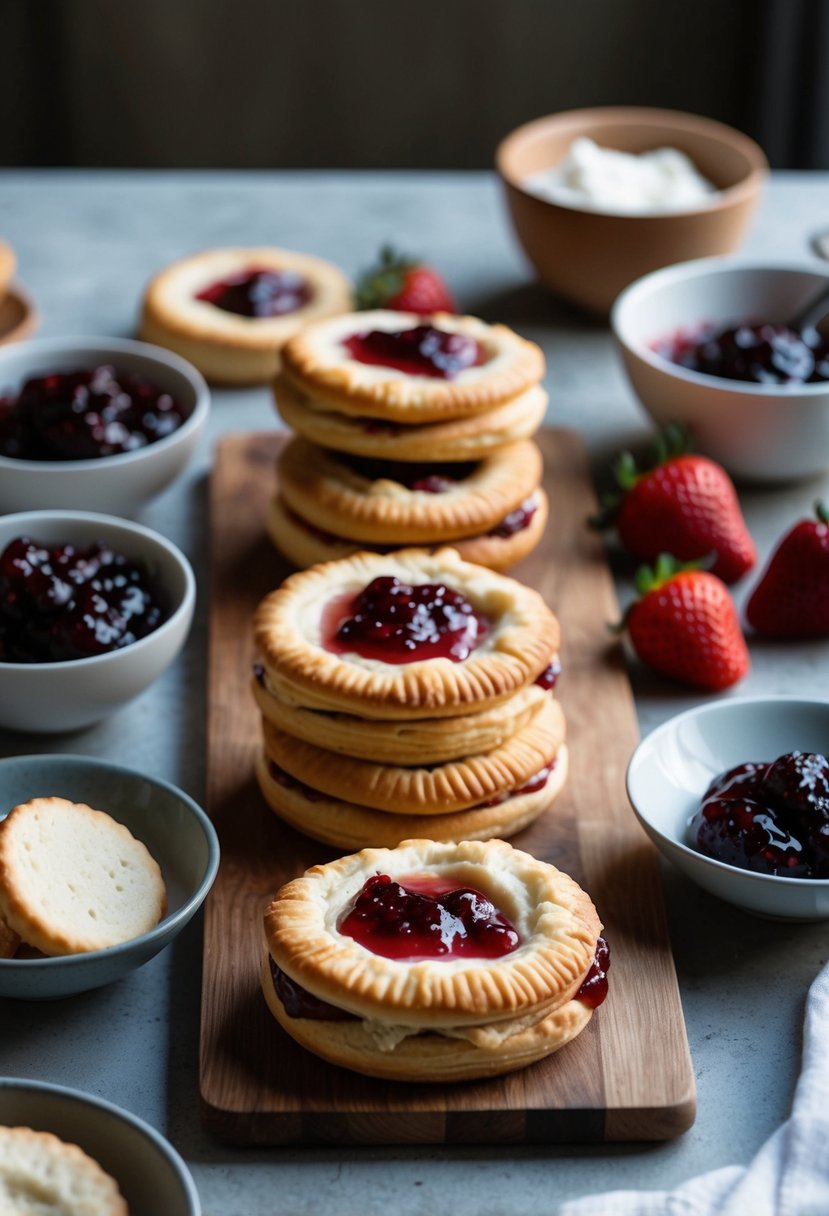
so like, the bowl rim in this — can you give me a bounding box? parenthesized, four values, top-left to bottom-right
(626, 694, 829, 891)
(0, 752, 220, 972)
(0, 508, 196, 673)
(0, 1076, 201, 1213)
(612, 254, 829, 397)
(495, 104, 768, 216)
(0, 335, 209, 473)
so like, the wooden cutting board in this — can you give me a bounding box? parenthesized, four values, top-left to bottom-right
(200, 429, 695, 1145)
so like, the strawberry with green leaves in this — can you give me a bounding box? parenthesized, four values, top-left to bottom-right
(624, 555, 750, 691)
(597, 426, 756, 584)
(745, 502, 829, 637)
(356, 246, 456, 315)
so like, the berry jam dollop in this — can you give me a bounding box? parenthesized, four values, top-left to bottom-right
(196, 267, 312, 318)
(324, 576, 488, 664)
(0, 365, 187, 461)
(343, 325, 487, 379)
(689, 752, 829, 878)
(655, 321, 829, 385)
(339, 872, 520, 962)
(0, 537, 167, 663)
(340, 454, 476, 492)
(534, 658, 561, 691)
(489, 496, 538, 538)
(270, 959, 355, 1021)
(576, 937, 611, 1008)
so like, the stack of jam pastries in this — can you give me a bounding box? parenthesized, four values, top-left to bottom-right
(261, 838, 609, 1082)
(268, 309, 549, 572)
(139, 246, 352, 384)
(253, 547, 566, 851)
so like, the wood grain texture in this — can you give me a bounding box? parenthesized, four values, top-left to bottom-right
(200, 429, 696, 1145)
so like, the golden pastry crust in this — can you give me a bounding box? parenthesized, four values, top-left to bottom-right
(274, 374, 547, 461)
(280, 310, 545, 422)
(266, 488, 548, 574)
(139, 246, 352, 384)
(0, 240, 15, 299)
(264, 837, 601, 1028)
(262, 697, 565, 814)
(276, 437, 542, 544)
(253, 670, 553, 764)
(0, 1126, 128, 1215)
(255, 745, 568, 849)
(0, 913, 20, 958)
(261, 952, 592, 1082)
(254, 547, 560, 719)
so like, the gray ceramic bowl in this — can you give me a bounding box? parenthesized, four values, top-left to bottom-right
(0, 754, 219, 998)
(0, 1078, 200, 1215)
(0, 336, 209, 515)
(626, 696, 829, 921)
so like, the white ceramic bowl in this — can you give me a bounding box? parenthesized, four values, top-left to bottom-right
(626, 696, 829, 921)
(0, 753, 219, 999)
(0, 510, 195, 732)
(612, 258, 829, 482)
(0, 336, 209, 514)
(0, 1079, 200, 1214)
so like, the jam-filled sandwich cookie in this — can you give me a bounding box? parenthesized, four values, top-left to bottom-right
(276, 308, 545, 425)
(261, 838, 609, 1082)
(0, 1126, 128, 1215)
(140, 246, 352, 384)
(268, 436, 547, 572)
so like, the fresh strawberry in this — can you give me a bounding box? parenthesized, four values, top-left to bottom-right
(624, 555, 750, 691)
(745, 502, 829, 637)
(597, 426, 756, 584)
(356, 246, 455, 314)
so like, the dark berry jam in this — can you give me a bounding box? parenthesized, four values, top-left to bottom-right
(0, 537, 167, 664)
(689, 751, 829, 878)
(479, 758, 556, 807)
(534, 658, 561, 691)
(0, 365, 186, 461)
(489, 496, 538, 538)
(268, 760, 324, 802)
(196, 267, 311, 317)
(343, 325, 487, 379)
(323, 576, 487, 664)
(576, 937, 610, 1008)
(339, 872, 520, 962)
(270, 958, 355, 1021)
(654, 321, 829, 385)
(338, 454, 476, 492)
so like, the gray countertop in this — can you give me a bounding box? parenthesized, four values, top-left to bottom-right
(0, 169, 828, 1214)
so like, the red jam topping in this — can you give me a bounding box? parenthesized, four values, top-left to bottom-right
(323, 576, 487, 664)
(654, 321, 829, 385)
(0, 366, 186, 461)
(343, 325, 487, 379)
(0, 537, 167, 664)
(480, 758, 557, 807)
(270, 959, 356, 1021)
(689, 752, 829, 877)
(196, 267, 311, 318)
(341, 454, 476, 492)
(339, 872, 520, 962)
(576, 937, 610, 1008)
(534, 658, 561, 691)
(268, 760, 324, 802)
(489, 496, 538, 538)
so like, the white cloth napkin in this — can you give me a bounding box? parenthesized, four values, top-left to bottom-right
(559, 961, 829, 1216)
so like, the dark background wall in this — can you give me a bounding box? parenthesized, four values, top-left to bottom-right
(0, 0, 824, 170)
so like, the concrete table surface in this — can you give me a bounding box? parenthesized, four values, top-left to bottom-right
(0, 169, 827, 1214)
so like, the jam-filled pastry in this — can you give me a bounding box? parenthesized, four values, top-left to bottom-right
(261, 838, 608, 1081)
(278, 309, 545, 424)
(274, 374, 547, 462)
(252, 661, 559, 764)
(253, 548, 559, 719)
(139, 246, 352, 384)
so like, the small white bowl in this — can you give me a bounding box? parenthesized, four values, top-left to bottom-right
(612, 258, 829, 482)
(0, 336, 209, 514)
(626, 696, 829, 921)
(0, 1079, 201, 1214)
(0, 753, 219, 999)
(0, 510, 195, 732)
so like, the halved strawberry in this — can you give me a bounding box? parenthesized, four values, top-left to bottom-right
(356, 247, 455, 315)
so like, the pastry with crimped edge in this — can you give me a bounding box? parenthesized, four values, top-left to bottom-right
(261, 838, 608, 1082)
(254, 547, 559, 719)
(274, 374, 547, 462)
(0, 797, 166, 956)
(279, 309, 545, 423)
(139, 246, 352, 384)
(0, 1125, 128, 1215)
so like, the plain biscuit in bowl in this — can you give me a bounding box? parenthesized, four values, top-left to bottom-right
(0, 1124, 128, 1214)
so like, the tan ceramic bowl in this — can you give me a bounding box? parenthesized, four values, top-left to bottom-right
(495, 106, 767, 315)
